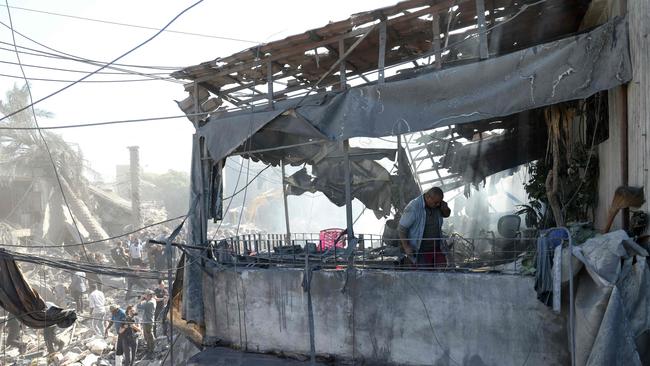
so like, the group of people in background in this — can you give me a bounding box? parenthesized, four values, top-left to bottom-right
(111, 234, 172, 272)
(0, 229, 179, 364)
(56, 231, 174, 365)
(104, 284, 167, 365)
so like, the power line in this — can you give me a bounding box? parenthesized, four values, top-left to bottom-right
(0, 41, 182, 82)
(0, 46, 182, 85)
(4, 0, 92, 262)
(0, 35, 182, 72)
(0, 71, 176, 83)
(0, 215, 186, 249)
(0, 112, 208, 130)
(0, 0, 205, 123)
(222, 165, 271, 200)
(0, 58, 170, 75)
(0, 4, 260, 44)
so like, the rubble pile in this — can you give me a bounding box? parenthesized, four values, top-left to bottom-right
(0, 240, 176, 366)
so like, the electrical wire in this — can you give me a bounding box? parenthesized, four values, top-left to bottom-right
(0, 215, 186, 248)
(0, 23, 183, 71)
(0, 42, 182, 82)
(0, 0, 204, 122)
(0, 42, 182, 83)
(4, 0, 91, 261)
(0, 4, 260, 44)
(0, 112, 208, 130)
(0, 58, 170, 75)
(0, 71, 176, 83)
(222, 165, 271, 200)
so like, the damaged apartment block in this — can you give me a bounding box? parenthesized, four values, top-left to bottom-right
(168, 0, 650, 365)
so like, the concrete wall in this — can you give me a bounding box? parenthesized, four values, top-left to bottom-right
(202, 267, 569, 366)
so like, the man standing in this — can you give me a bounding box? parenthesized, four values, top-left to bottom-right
(399, 187, 451, 268)
(140, 290, 156, 356)
(128, 235, 143, 266)
(70, 270, 87, 313)
(153, 280, 168, 337)
(105, 305, 127, 366)
(111, 241, 130, 267)
(88, 284, 106, 336)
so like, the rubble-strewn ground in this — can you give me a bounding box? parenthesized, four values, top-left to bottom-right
(0, 248, 178, 366)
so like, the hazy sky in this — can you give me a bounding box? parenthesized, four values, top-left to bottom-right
(0, 0, 397, 180)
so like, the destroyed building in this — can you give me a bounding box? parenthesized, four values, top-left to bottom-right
(168, 0, 650, 365)
(0, 0, 648, 365)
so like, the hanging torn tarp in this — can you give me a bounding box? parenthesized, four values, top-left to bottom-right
(284, 147, 397, 218)
(195, 17, 631, 164)
(0, 250, 76, 329)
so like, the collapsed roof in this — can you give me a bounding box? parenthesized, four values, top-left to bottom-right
(172, 0, 595, 112)
(175, 0, 631, 222)
(176, 0, 633, 325)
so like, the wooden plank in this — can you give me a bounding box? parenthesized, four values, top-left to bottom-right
(187, 0, 471, 83)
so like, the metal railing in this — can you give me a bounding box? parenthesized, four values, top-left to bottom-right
(208, 232, 540, 274)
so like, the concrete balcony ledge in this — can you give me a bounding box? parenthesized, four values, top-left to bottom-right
(202, 267, 569, 366)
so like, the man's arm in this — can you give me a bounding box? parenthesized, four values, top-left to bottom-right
(398, 203, 417, 263)
(398, 228, 415, 262)
(440, 200, 451, 218)
(104, 320, 113, 336)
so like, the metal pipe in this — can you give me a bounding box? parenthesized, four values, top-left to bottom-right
(165, 233, 174, 365)
(557, 226, 575, 366)
(619, 88, 629, 230)
(281, 160, 292, 248)
(343, 140, 355, 240)
(378, 22, 387, 83)
(127, 146, 142, 227)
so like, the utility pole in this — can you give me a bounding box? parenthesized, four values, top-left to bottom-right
(128, 146, 142, 227)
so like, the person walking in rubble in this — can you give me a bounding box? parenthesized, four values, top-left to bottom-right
(105, 305, 127, 365)
(399, 187, 451, 268)
(119, 305, 140, 366)
(88, 284, 106, 336)
(139, 289, 157, 357)
(70, 269, 87, 313)
(153, 280, 168, 337)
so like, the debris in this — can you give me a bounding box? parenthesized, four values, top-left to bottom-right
(85, 338, 108, 355)
(604, 186, 645, 232)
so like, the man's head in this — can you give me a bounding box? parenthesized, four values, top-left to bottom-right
(158, 280, 165, 288)
(424, 187, 444, 208)
(116, 241, 123, 248)
(109, 304, 119, 314)
(144, 289, 154, 299)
